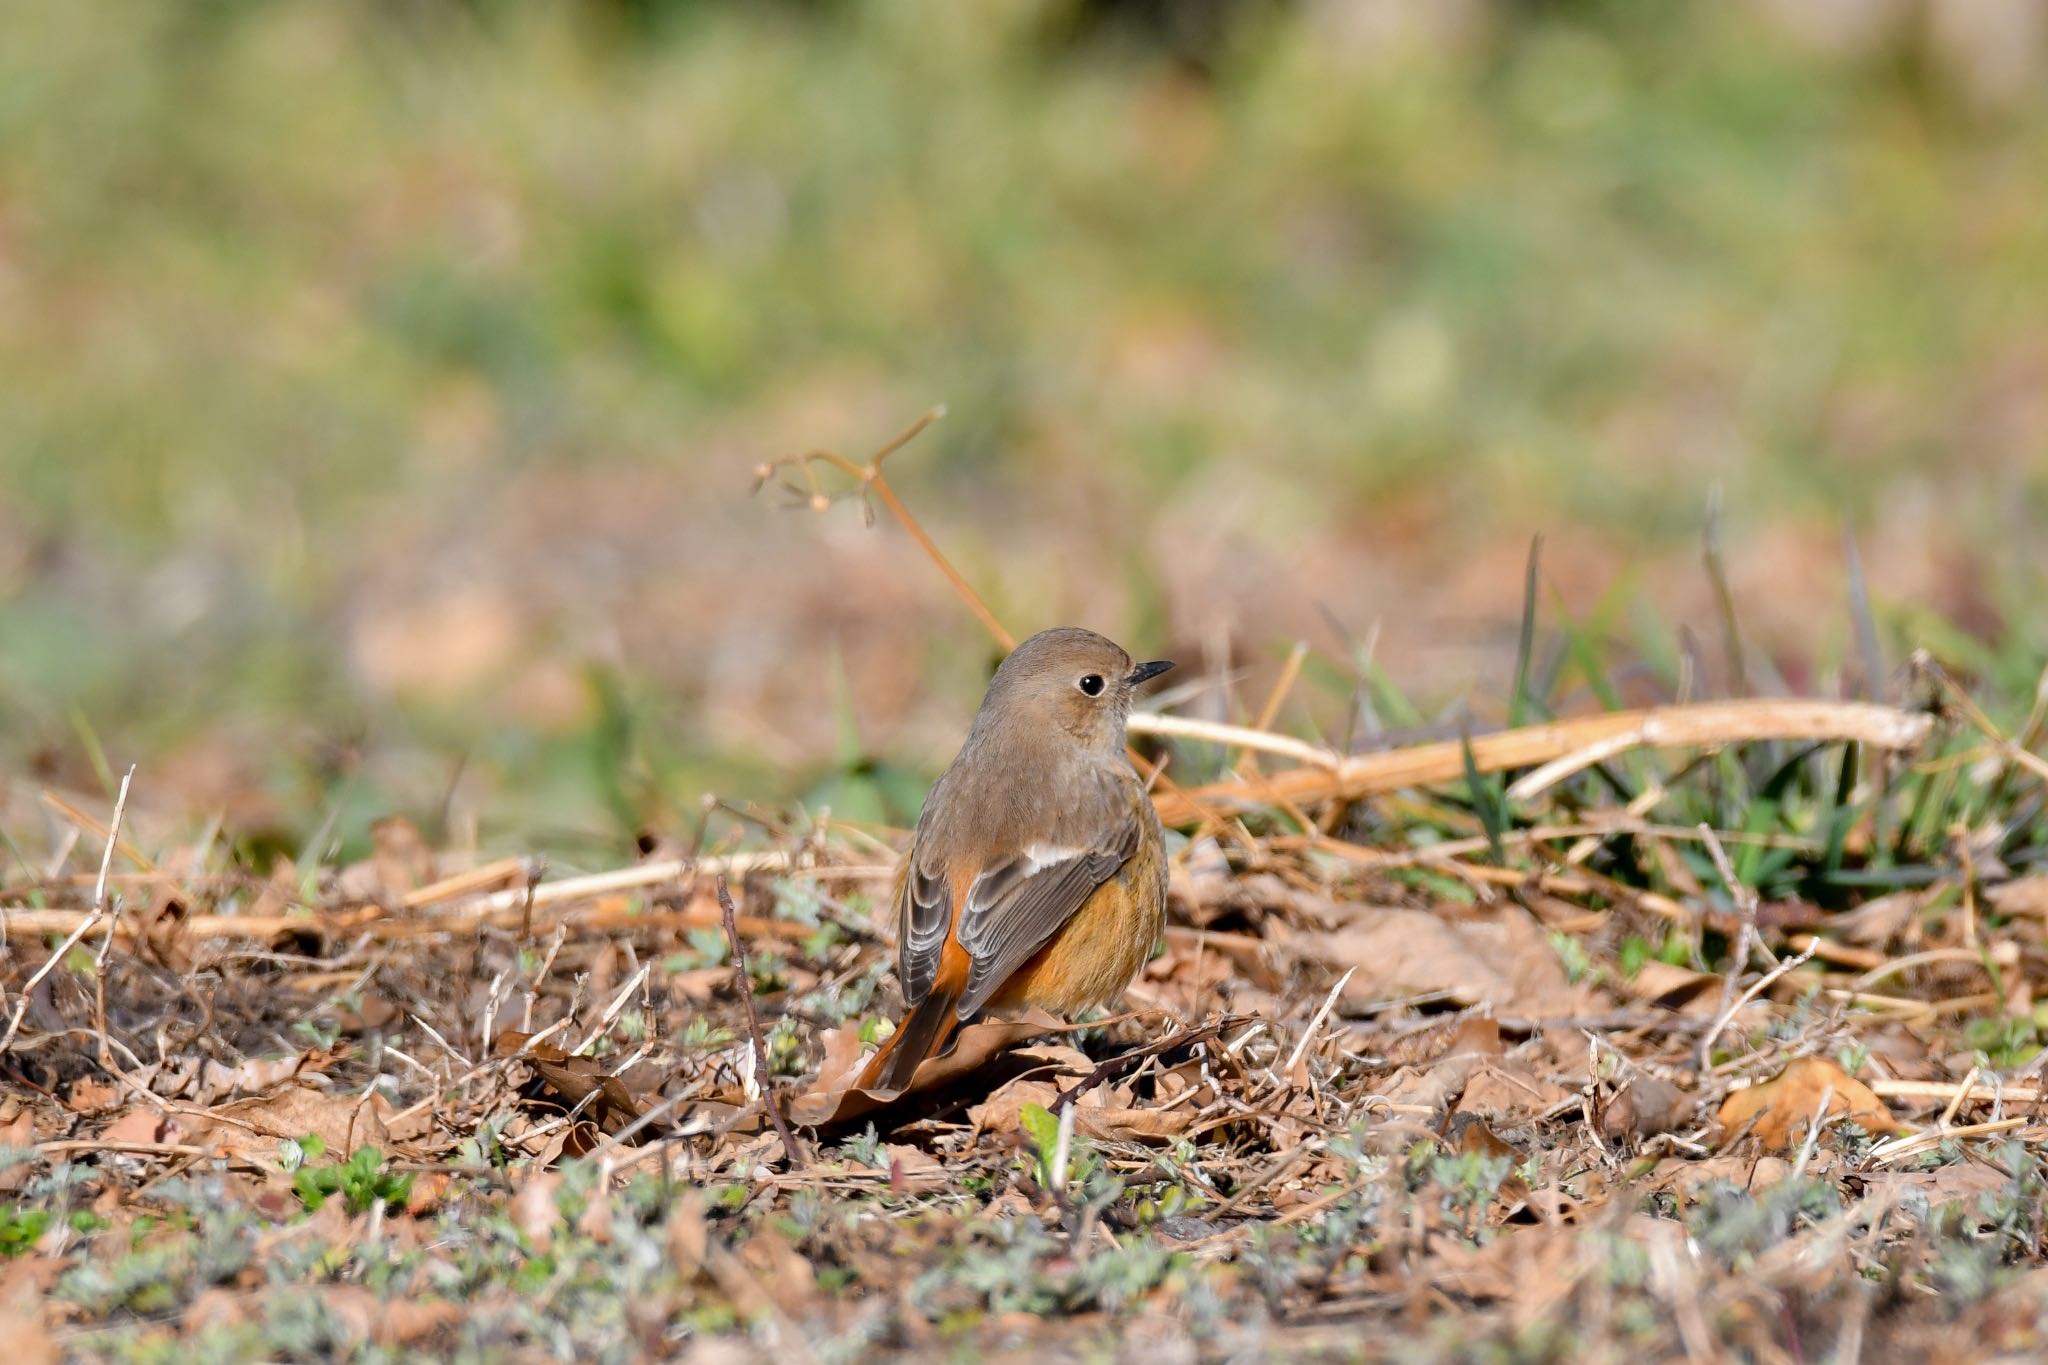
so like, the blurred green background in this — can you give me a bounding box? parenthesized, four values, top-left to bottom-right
(4, 0, 2046, 859)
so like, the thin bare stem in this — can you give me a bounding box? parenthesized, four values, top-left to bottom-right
(761, 407, 1016, 652)
(718, 876, 806, 1169)
(2, 767, 134, 1059)
(90, 766, 137, 1069)
(1696, 946, 1817, 1071)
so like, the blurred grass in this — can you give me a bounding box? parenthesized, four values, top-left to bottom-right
(3, 0, 2047, 855)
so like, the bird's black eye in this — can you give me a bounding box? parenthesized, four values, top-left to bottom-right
(1077, 673, 1105, 697)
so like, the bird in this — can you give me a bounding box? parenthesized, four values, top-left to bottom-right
(856, 627, 1174, 1094)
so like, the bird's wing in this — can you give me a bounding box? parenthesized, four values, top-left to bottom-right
(953, 803, 1142, 1017)
(896, 851, 954, 1010)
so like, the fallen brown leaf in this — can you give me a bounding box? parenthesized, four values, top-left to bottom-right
(1618, 961, 1721, 1010)
(881, 1143, 946, 1192)
(0, 1110, 33, 1192)
(1598, 1074, 1692, 1143)
(1443, 1016, 1505, 1058)
(666, 1193, 708, 1279)
(1312, 905, 1588, 1017)
(968, 1079, 1195, 1143)
(1429, 1223, 1579, 1306)
(492, 1030, 646, 1137)
(1447, 1113, 1530, 1207)
(63, 1078, 122, 1114)
(511, 1174, 564, 1251)
(1987, 874, 2048, 918)
(184, 1084, 392, 1161)
(334, 991, 401, 1032)
(1458, 1063, 1571, 1123)
(738, 1228, 817, 1316)
(0, 1289, 57, 1365)
(1832, 888, 1929, 948)
(1381, 1048, 1492, 1120)
(1716, 1056, 1908, 1150)
(96, 1108, 170, 1148)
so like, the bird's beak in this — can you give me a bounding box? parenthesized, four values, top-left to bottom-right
(1127, 660, 1175, 687)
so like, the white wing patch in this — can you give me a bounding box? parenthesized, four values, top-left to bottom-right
(1014, 845, 1087, 876)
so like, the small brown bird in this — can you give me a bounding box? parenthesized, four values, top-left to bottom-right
(858, 627, 1173, 1093)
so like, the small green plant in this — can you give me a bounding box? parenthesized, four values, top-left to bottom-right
(801, 921, 844, 962)
(1018, 1102, 1064, 1188)
(686, 926, 730, 967)
(1430, 1150, 1512, 1237)
(1618, 935, 1652, 979)
(613, 1008, 650, 1043)
(0, 1204, 50, 1257)
(1133, 1183, 1207, 1226)
(290, 1143, 413, 1215)
(835, 1124, 884, 1169)
(664, 927, 733, 973)
(1549, 931, 1595, 984)
(792, 961, 886, 1026)
(766, 1016, 806, 1076)
(677, 1016, 736, 1051)
(291, 1016, 341, 1050)
(457, 1115, 513, 1169)
(1962, 1014, 2042, 1069)
(772, 878, 824, 925)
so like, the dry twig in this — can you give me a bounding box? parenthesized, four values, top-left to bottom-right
(2, 766, 135, 1059)
(718, 875, 805, 1170)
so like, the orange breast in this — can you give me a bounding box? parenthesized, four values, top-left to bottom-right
(984, 824, 1166, 1016)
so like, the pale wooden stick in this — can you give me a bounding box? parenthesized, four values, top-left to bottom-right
(0, 852, 896, 943)
(401, 856, 530, 910)
(1787, 935, 1887, 970)
(1868, 1117, 2030, 1166)
(1283, 966, 1356, 1076)
(1128, 713, 1339, 769)
(1869, 1079, 2043, 1106)
(1939, 1066, 1981, 1128)
(1151, 699, 1932, 824)
(1822, 990, 1936, 1019)
(1849, 947, 2004, 993)
(462, 852, 785, 915)
(572, 962, 653, 1057)
(1249, 641, 1310, 736)
(1506, 732, 1645, 802)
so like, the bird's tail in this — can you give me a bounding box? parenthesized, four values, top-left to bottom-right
(856, 984, 963, 1094)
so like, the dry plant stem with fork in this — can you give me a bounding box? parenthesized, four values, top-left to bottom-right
(0, 764, 136, 1060)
